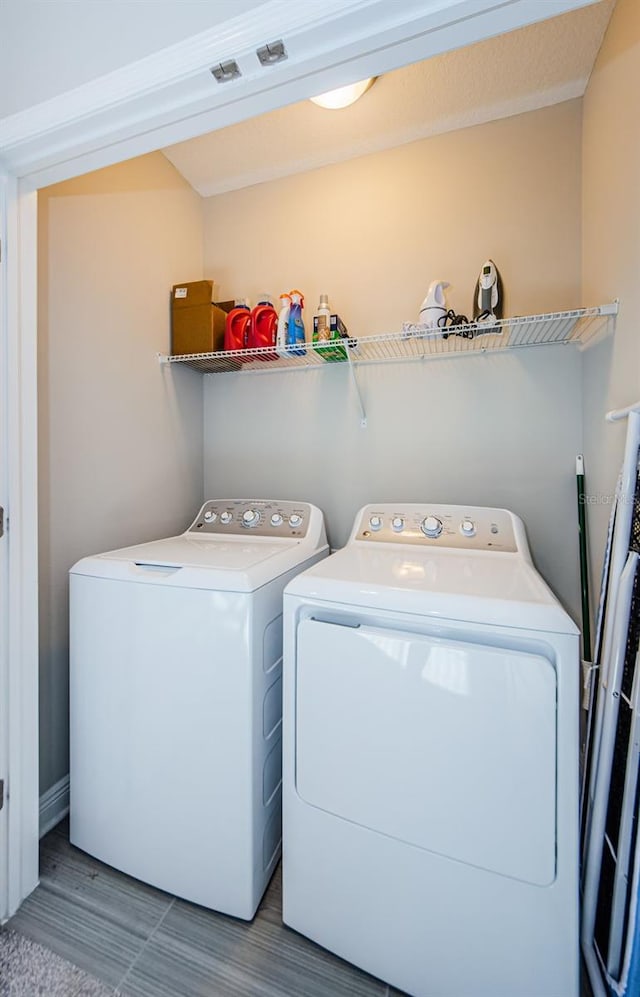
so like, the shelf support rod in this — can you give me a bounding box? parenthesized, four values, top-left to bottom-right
(346, 350, 367, 428)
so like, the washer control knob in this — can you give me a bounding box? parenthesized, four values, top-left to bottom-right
(270, 513, 283, 527)
(242, 509, 260, 527)
(289, 514, 303, 528)
(203, 510, 217, 523)
(391, 517, 405, 532)
(460, 519, 476, 537)
(421, 515, 443, 538)
(220, 511, 233, 525)
(369, 515, 383, 531)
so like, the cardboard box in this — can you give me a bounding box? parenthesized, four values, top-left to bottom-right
(171, 280, 227, 355)
(214, 300, 235, 314)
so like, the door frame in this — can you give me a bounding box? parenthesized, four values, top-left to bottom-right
(0, 170, 8, 919)
(0, 175, 39, 921)
(0, 0, 599, 917)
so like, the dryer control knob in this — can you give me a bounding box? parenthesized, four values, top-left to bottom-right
(460, 519, 476, 537)
(203, 510, 217, 523)
(391, 517, 405, 532)
(242, 509, 260, 527)
(289, 514, 303, 528)
(270, 513, 283, 527)
(220, 511, 233, 524)
(421, 515, 443, 538)
(369, 516, 383, 531)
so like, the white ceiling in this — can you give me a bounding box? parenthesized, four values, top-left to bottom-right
(163, 0, 614, 198)
(0, 0, 265, 119)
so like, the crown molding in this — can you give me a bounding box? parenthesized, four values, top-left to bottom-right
(0, 0, 598, 188)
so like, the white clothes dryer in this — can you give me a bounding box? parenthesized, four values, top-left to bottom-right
(282, 504, 580, 997)
(70, 499, 327, 920)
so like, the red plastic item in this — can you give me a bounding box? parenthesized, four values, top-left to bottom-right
(224, 305, 252, 355)
(248, 301, 278, 360)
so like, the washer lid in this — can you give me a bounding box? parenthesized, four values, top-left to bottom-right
(104, 535, 288, 568)
(70, 534, 319, 592)
(285, 546, 578, 634)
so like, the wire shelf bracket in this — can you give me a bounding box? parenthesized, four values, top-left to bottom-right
(346, 346, 367, 428)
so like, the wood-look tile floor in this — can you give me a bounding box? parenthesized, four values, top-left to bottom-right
(7, 820, 394, 996)
(6, 820, 593, 997)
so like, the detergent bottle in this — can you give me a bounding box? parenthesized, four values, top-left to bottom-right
(287, 290, 306, 356)
(418, 280, 450, 332)
(276, 293, 292, 358)
(224, 299, 252, 353)
(249, 294, 278, 359)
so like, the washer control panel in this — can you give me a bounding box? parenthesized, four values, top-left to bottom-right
(188, 500, 311, 538)
(354, 505, 518, 552)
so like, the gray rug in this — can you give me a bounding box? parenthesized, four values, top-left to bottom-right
(0, 928, 113, 996)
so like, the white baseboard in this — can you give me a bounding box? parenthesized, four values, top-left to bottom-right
(39, 774, 70, 838)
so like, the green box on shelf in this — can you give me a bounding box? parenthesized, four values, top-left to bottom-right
(312, 314, 355, 362)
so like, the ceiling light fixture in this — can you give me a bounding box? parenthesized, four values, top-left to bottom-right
(310, 77, 377, 110)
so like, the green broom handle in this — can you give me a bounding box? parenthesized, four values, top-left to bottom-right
(576, 454, 592, 661)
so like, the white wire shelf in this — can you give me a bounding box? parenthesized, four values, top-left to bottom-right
(158, 303, 617, 375)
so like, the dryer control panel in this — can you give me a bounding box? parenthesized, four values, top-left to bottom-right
(188, 500, 312, 538)
(352, 504, 521, 553)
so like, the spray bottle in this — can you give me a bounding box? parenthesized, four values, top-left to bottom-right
(276, 293, 292, 358)
(287, 290, 306, 356)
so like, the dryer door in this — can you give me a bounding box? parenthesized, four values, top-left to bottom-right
(295, 618, 557, 886)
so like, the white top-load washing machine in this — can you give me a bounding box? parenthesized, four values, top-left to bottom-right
(282, 504, 580, 997)
(70, 499, 327, 920)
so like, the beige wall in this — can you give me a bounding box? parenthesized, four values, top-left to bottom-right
(38, 153, 205, 794)
(202, 101, 585, 619)
(36, 93, 604, 798)
(582, 0, 640, 596)
(204, 101, 582, 326)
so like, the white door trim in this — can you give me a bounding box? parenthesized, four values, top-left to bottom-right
(1, 177, 39, 920)
(0, 170, 9, 921)
(39, 774, 70, 840)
